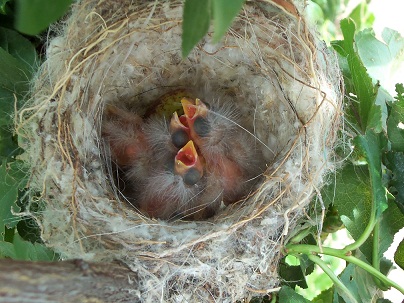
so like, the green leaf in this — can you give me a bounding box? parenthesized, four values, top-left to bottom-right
(0, 46, 27, 126)
(0, 0, 11, 14)
(211, 0, 244, 42)
(0, 129, 22, 159)
(387, 84, 404, 152)
(366, 83, 384, 133)
(339, 262, 382, 303)
(0, 240, 15, 258)
(0, 27, 37, 127)
(279, 256, 308, 289)
(181, 0, 245, 56)
(381, 29, 404, 95)
(335, 19, 381, 132)
(356, 28, 390, 73)
(374, 87, 392, 133)
(0, 47, 31, 99)
(15, 0, 73, 35)
(0, 160, 27, 237)
(13, 233, 56, 260)
(310, 0, 341, 21)
(347, 3, 374, 32)
(0, 27, 37, 70)
(312, 287, 334, 303)
(394, 238, 404, 270)
(386, 151, 404, 214)
(377, 199, 404, 261)
(331, 40, 348, 57)
(356, 28, 404, 97)
(0, 233, 57, 260)
(379, 257, 393, 278)
(322, 151, 390, 263)
(299, 255, 340, 301)
(299, 254, 315, 277)
(353, 131, 387, 218)
(182, 0, 211, 58)
(278, 286, 311, 303)
(324, 158, 401, 266)
(304, 1, 325, 26)
(323, 163, 372, 260)
(17, 217, 42, 243)
(382, 28, 404, 57)
(0, 28, 35, 164)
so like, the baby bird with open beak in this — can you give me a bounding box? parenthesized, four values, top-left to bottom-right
(102, 104, 215, 220)
(102, 96, 264, 220)
(136, 139, 213, 220)
(180, 97, 263, 204)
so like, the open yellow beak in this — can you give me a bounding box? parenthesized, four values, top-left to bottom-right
(181, 98, 208, 120)
(174, 140, 204, 185)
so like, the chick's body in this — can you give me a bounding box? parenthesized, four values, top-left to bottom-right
(181, 98, 264, 204)
(102, 97, 264, 220)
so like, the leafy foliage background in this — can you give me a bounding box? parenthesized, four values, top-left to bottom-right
(0, 0, 403, 302)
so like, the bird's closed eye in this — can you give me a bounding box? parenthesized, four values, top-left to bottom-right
(193, 116, 211, 137)
(183, 167, 203, 186)
(171, 129, 189, 148)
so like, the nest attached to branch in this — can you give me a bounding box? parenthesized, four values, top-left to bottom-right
(17, 0, 343, 301)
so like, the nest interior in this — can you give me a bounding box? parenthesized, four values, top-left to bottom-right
(18, 0, 343, 301)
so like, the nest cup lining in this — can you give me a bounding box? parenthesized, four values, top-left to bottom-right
(18, 0, 342, 301)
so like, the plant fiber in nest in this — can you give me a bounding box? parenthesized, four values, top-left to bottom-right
(17, 0, 343, 301)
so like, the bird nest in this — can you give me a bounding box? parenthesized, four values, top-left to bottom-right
(17, 0, 343, 302)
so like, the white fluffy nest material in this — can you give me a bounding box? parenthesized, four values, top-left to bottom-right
(17, 0, 343, 302)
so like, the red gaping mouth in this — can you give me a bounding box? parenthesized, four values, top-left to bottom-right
(174, 140, 204, 183)
(181, 97, 197, 119)
(176, 140, 197, 166)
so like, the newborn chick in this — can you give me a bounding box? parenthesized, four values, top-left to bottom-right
(180, 98, 263, 204)
(102, 104, 149, 168)
(102, 96, 264, 221)
(174, 140, 204, 186)
(135, 139, 211, 220)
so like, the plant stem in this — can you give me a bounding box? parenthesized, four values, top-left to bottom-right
(372, 221, 389, 290)
(285, 244, 404, 295)
(342, 217, 376, 253)
(307, 254, 357, 303)
(372, 220, 380, 271)
(342, 194, 376, 254)
(288, 225, 315, 243)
